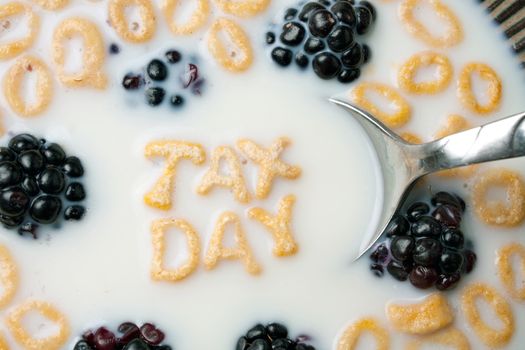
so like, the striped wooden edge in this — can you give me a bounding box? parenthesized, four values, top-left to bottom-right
(478, 0, 525, 67)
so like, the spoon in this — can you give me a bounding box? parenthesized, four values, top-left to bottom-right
(329, 98, 525, 261)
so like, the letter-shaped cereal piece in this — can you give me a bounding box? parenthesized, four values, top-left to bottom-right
(0, 2, 40, 60)
(457, 62, 502, 115)
(197, 145, 250, 203)
(0, 245, 17, 309)
(151, 218, 201, 282)
(4, 55, 53, 117)
(109, 0, 156, 43)
(497, 243, 525, 301)
(398, 51, 453, 94)
(405, 327, 470, 350)
(32, 0, 69, 10)
(208, 18, 254, 72)
(248, 194, 298, 257)
(214, 0, 270, 17)
(386, 293, 453, 335)
(237, 137, 301, 200)
(162, 0, 210, 35)
(205, 212, 261, 275)
(144, 141, 206, 210)
(6, 300, 70, 350)
(53, 17, 108, 89)
(337, 317, 389, 350)
(461, 282, 514, 348)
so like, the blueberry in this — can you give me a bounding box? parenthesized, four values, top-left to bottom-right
(266, 32, 276, 44)
(236, 336, 248, 350)
(65, 182, 86, 201)
(298, 2, 325, 22)
(40, 143, 66, 165)
(30, 195, 61, 224)
(117, 322, 141, 345)
(387, 260, 412, 281)
(308, 9, 336, 38)
(170, 95, 184, 107)
(246, 324, 266, 341)
(355, 5, 373, 35)
(0, 214, 23, 228)
(0, 147, 15, 162)
(331, 1, 356, 26)
(94, 327, 117, 350)
(64, 205, 85, 221)
(431, 191, 463, 211)
(409, 265, 438, 289)
(0, 161, 23, 188)
(266, 323, 288, 339)
(411, 216, 442, 237)
(62, 156, 84, 177)
(391, 235, 415, 262)
(337, 68, 360, 83)
(385, 215, 409, 237)
(271, 47, 293, 66)
(362, 44, 371, 63)
(145, 87, 166, 106)
(17, 150, 44, 175)
(370, 243, 389, 264)
(304, 37, 325, 54)
(284, 8, 298, 20)
(37, 167, 65, 194)
(122, 74, 143, 90)
(271, 338, 296, 349)
(8, 134, 39, 153)
(341, 43, 363, 68)
(280, 22, 306, 46)
(109, 43, 120, 54)
(165, 50, 182, 64)
(435, 272, 461, 291)
(0, 187, 29, 217)
(440, 228, 464, 249)
(439, 249, 464, 274)
(18, 222, 38, 238)
(359, 0, 376, 20)
(406, 202, 430, 222)
(413, 238, 442, 266)
(312, 52, 341, 79)
(123, 339, 150, 350)
(432, 204, 462, 228)
(147, 59, 168, 81)
(247, 339, 270, 350)
(21, 177, 39, 196)
(74, 340, 93, 350)
(295, 52, 309, 68)
(464, 249, 477, 273)
(327, 25, 354, 52)
(370, 263, 384, 277)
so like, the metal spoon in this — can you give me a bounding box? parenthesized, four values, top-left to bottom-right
(329, 98, 525, 261)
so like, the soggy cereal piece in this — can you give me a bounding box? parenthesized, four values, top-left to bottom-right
(0, 2, 40, 60)
(6, 300, 70, 350)
(151, 218, 201, 282)
(52, 17, 108, 89)
(32, 0, 69, 10)
(398, 52, 453, 94)
(204, 211, 261, 275)
(109, 0, 156, 43)
(401, 132, 422, 144)
(144, 141, 206, 210)
(457, 63, 502, 115)
(496, 243, 525, 301)
(197, 145, 250, 203)
(337, 317, 389, 350)
(0, 332, 8, 349)
(351, 82, 411, 128)
(237, 137, 301, 200)
(461, 282, 514, 348)
(208, 18, 254, 72)
(386, 293, 453, 335)
(472, 168, 525, 227)
(3, 55, 53, 117)
(162, 0, 210, 35)
(248, 194, 298, 257)
(399, 0, 463, 48)
(405, 327, 470, 350)
(214, 0, 270, 18)
(0, 245, 17, 309)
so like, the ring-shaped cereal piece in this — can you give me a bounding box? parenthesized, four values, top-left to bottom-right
(208, 18, 254, 72)
(398, 51, 453, 94)
(461, 283, 514, 348)
(0, 245, 17, 310)
(457, 63, 502, 115)
(399, 0, 463, 48)
(497, 243, 525, 301)
(0, 2, 40, 60)
(405, 327, 470, 350)
(472, 168, 525, 227)
(351, 82, 411, 128)
(162, 0, 210, 35)
(32, 0, 69, 10)
(401, 132, 423, 144)
(214, 0, 270, 17)
(0, 332, 9, 349)
(109, 0, 156, 43)
(4, 55, 53, 117)
(52, 17, 108, 89)
(6, 300, 70, 350)
(337, 317, 389, 350)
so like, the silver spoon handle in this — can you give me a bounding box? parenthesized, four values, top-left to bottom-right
(420, 111, 525, 174)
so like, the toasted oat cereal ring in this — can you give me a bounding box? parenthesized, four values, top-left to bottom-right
(53, 17, 108, 89)
(351, 82, 411, 128)
(457, 63, 502, 115)
(162, 0, 210, 35)
(6, 300, 70, 350)
(0, 245, 17, 310)
(0, 332, 9, 349)
(337, 317, 389, 350)
(208, 18, 254, 72)
(214, 0, 270, 18)
(401, 132, 422, 144)
(399, 0, 463, 48)
(109, 0, 156, 43)
(461, 282, 514, 348)
(32, 0, 69, 10)
(472, 168, 525, 227)
(0, 2, 40, 60)
(497, 243, 525, 301)
(405, 327, 470, 350)
(398, 52, 453, 94)
(386, 293, 453, 335)
(4, 55, 53, 117)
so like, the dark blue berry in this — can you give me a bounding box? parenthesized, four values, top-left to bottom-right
(435, 272, 460, 291)
(0, 161, 23, 188)
(298, 2, 325, 22)
(145, 87, 166, 106)
(337, 68, 360, 83)
(308, 9, 336, 38)
(413, 238, 442, 266)
(123, 339, 150, 350)
(62, 156, 84, 177)
(236, 336, 248, 350)
(327, 25, 354, 52)
(74, 340, 93, 350)
(409, 265, 438, 289)
(271, 47, 293, 66)
(17, 150, 44, 175)
(312, 52, 341, 79)
(331, 1, 356, 26)
(411, 216, 442, 237)
(370, 263, 384, 277)
(341, 43, 363, 68)
(266, 32, 276, 44)
(18, 222, 38, 238)
(406, 202, 430, 222)
(266, 323, 288, 339)
(109, 43, 120, 54)
(65, 182, 85, 201)
(464, 250, 477, 273)
(359, 0, 376, 20)
(385, 215, 410, 237)
(440, 228, 464, 249)
(271, 338, 296, 349)
(355, 5, 373, 35)
(370, 243, 389, 264)
(147, 59, 168, 81)
(391, 235, 414, 262)
(0, 186, 29, 217)
(170, 95, 184, 107)
(284, 8, 298, 20)
(37, 167, 65, 194)
(439, 249, 464, 274)
(247, 339, 270, 350)
(362, 44, 371, 63)
(165, 50, 182, 64)
(295, 52, 309, 68)
(280, 22, 306, 46)
(9, 134, 39, 153)
(122, 74, 143, 90)
(0, 214, 23, 228)
(387, 260, 412, 281)
(21, 176, 39, 196)
(40, 143, 66, 165)
(304, 37, 325, 54)
(0, 147, 15, 162)
(64, 205, 85, 221)
(93, 327, 117, 350)
(432, 204, 462, 228)
(246, 324, 266, 341)
(29, 195, 61, 224)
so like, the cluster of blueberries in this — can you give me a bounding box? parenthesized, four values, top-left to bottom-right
(237, 323, 316, 350)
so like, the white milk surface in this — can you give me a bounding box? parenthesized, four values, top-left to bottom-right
(0, 0, 524, 349)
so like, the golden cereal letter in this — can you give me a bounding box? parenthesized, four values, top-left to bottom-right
(398, 51, 453, 94)
(472, 168, 525, 227)
(109, 0, 156, 43)
(237, 137, 301, 200)
(4, 55, 53, 117)
(351, 82, 411, 128)
(0, 2, 40, 60)
(151, 218, 201, 282)
(386, 293, 453, 335)
(457, 63, 502, 115)
(6, 300, 70, 350)
(405, 327, 470, 350)
(214, 0, 270, 17)
(144, 141, 205, 210)
(162, 0, 210, 35)
(337, 317, 389, 350)
(205, 212, 261, 275)
(0, 245, 17, 310)
(248, 194, 298, 257)
(399, 0, 463, 48)
(33, 0, 69, 10)
(497, 243, 525, 301)
(208, 18, 254, 72)
(53, 17, 108, 89)
(461, 282, 514, 348)
(197, 145, 250, 203)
